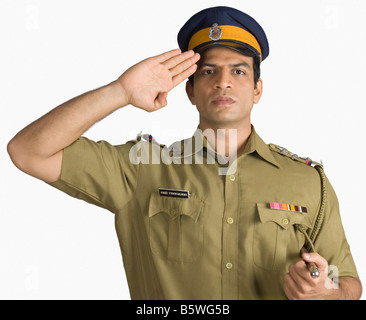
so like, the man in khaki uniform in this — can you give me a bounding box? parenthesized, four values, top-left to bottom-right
(7, 6, 361, 299)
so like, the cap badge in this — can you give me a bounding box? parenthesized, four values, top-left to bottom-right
(208, 23, 222, 41)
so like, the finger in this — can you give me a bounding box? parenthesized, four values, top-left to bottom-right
(162, 50, 196, 70)
(169, 52, 200, 77)
(154, 49, 182, 64)
(289, 260, 310, 283)
(283, 273, 302, 300)
(172, 63, 198, 87)
(286, 264, 317, 300)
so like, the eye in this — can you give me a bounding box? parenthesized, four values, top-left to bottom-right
(203, 69, 214, 75)
(234, 69, 245, 75)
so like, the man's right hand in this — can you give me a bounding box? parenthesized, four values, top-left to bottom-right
(116, 49, 200, 112)
(7, 49, 199, 183)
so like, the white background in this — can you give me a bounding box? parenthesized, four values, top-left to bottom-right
(1, 0, 365, 299)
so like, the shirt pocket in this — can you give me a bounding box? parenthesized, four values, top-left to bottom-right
(253, 202, 312, 271)
(148, 192, 204, 262)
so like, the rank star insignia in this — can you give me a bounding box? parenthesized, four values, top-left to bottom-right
(208, 23, 223, 41)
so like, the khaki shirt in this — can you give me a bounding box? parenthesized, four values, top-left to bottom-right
(49, 126, 358, 299)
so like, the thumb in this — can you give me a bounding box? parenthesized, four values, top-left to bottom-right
(302, 252, 328, 271)
(155, 92, 168, 109)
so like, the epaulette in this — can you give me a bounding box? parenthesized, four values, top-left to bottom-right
(268, 143, 323, 168)
(136, 131, 166, 146)
(270, 143, 327, 254)
(134, 132, 188, 159)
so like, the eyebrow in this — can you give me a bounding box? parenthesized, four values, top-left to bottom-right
(198, 62, 252, 70)
(231, 62, 251, 69)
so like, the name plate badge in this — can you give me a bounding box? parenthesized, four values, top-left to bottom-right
(159, 188, 190, 199)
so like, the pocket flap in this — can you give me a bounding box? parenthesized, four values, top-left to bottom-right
(256, 203, 312, 230)
(148, 192, 204, 222)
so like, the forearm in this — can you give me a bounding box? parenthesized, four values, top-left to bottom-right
(8, 49, 199, 182)
(8, 80, 126, 161)
(284, 252, 362, 300)
(330, 276, 362, 300)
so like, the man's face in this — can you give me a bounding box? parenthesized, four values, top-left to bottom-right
(186, 46, 262, 130)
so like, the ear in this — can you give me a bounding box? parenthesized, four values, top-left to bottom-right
(253, 78, 263, 104)
(185, 81, 196, 105)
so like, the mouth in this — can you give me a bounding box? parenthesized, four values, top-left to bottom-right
(211, 95, 235, 106)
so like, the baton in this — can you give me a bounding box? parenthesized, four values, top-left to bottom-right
(300, 247, 320, 279)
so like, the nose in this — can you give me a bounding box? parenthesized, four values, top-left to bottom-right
(215, 70, 232, 89)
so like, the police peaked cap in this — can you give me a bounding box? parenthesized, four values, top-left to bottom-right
(178, 6, 269, 61)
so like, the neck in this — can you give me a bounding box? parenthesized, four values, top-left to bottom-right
(198, 121, 252, 158)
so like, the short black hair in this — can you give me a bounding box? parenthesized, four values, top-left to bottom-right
(189, 46, 261, 88)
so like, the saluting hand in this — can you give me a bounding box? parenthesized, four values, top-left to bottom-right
(116, 49, 200, 112)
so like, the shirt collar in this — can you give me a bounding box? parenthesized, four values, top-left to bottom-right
(244, 126, 280, 168)
(170, 125, 280, 168)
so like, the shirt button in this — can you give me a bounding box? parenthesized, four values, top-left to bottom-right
(226, 217, 234, 224)
(229, 175, 236, 181)
(282, 218, 289, 225)
(226, 262, 233, 269)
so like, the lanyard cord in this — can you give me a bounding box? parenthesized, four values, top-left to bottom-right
(268, 144, 327, 253)
(295, 164, 327, 253)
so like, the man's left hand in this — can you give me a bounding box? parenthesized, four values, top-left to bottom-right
(284, 252, 334, 300)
